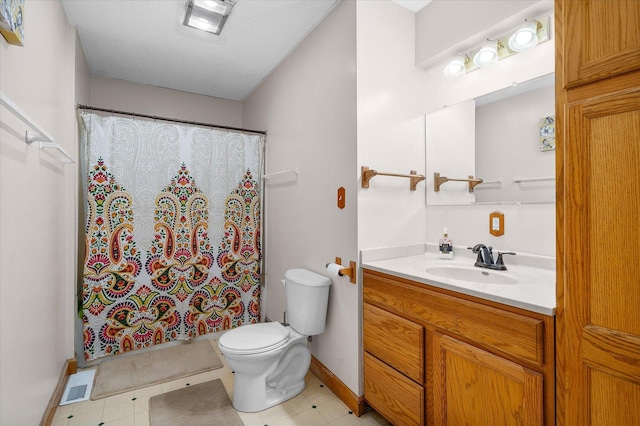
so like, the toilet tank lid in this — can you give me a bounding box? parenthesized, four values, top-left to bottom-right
(285, 269, 331, 287)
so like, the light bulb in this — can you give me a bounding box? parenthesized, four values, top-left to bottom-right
(473, 40, 499, 68)
(508, 21, 539, 52)
(444, 56, 467, 78)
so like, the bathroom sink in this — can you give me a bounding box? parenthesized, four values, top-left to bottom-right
(425, 266, 518, 285)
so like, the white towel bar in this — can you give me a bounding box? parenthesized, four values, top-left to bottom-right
(263, 168, 298, 179)
(26, 133, 75, 164)
(514, 176, 554, 183)
(0, 91, 75, 164)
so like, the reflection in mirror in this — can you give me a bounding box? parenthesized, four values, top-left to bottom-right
(426, 73, 555, 206)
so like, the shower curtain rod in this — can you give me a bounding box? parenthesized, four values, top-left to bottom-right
(76, 104, 267, 136)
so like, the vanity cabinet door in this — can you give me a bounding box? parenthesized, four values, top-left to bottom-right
(433, 332, 543, 426)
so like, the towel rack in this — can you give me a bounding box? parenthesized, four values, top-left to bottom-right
(0, 91, 75, 164)
(513, 176, 554, 183)
(262, 168, 298, 179)
(361, 166, 425, 190)
(433, 172, 483, 192)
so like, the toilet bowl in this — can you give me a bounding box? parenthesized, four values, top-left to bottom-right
(218, 268, 331, 412)
(219, 322, 310, 412)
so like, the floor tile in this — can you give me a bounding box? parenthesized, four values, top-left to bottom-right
(316, 398, 351, 423)
(329, 413, 363, 426)
(269, 416, 298, 426)
(104, 415, 136, 425)
(66, 408, 104, 425)
(293, 407, 331, 426)
(133, 384, 163, 398)
(303, 384, 337, 406)
(104, 391, 135, 407)
(102, 400, 135, 422)
(282, 392, 311, 416)
(259, 403, 291, 424)
(236, 411, 263, 426)
(70, 397, 105, 415)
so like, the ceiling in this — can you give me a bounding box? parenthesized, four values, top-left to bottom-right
(62, 0, 430, 102)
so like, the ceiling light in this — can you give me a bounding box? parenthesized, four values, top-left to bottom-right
(508, 20, 539, 52)
(183, 0, 236, 35)
(473, 40, 499, 68)
(444, 55, 468, 78)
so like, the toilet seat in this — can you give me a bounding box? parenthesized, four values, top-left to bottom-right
(219, 322, 290, 355)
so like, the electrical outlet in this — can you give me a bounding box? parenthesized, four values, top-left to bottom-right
(489, 212, 504, 236)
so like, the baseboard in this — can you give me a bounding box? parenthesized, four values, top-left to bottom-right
(310, 356, 366, 417)
(40, 358, 77, 426)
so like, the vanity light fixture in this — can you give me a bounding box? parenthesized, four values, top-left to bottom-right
(183, 0, 236, 35)
(443, 15, 551, 78)
(473, 40, 499, 68)
(508, 20, 539, 52)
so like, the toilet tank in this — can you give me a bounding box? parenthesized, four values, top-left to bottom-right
(285, 269, 331, 336)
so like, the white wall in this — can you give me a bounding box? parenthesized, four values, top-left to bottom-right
(0, 1, 82, 424)
(91, 76, 243, 126)
(242, 0, 359, 393)
(356, 0, 429, 251)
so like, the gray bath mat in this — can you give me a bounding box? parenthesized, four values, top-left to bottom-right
(149, 379, 242, 426)
(92, 340, 223, 399)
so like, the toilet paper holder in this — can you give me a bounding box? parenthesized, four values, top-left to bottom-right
(326, 257, 356, 284)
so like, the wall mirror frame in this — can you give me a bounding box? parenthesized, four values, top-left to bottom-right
(425, 72, 556, 206)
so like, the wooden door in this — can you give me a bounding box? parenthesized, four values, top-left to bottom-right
(556, 1, 640, 424)
(558, 83, 640, 425)
(433, 333, 543, 425)
(560, 0, 640, 88)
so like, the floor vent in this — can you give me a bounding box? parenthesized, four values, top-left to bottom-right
(60, 370, 95, 405)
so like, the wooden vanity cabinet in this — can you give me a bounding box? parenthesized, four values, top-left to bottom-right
(363, 269, 555, 425)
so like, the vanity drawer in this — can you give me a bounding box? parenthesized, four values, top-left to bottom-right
(363, 269, 545, 367)
(364, 303, 424, 384)
(364, 352, 424, 426)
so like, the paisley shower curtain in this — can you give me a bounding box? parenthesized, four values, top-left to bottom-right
(79, 113, 264, 361)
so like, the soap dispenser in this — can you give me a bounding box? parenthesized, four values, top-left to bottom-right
(439, 227, 453, 259)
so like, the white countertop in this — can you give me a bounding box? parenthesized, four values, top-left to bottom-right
(361, 244, 556, 316)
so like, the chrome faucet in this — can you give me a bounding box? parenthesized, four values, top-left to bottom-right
(468, 244, 516, 271)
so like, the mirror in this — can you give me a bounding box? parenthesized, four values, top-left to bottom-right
(425, 73, 555, 206)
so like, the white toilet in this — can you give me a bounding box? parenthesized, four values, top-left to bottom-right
(218, 268, 331, 412)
